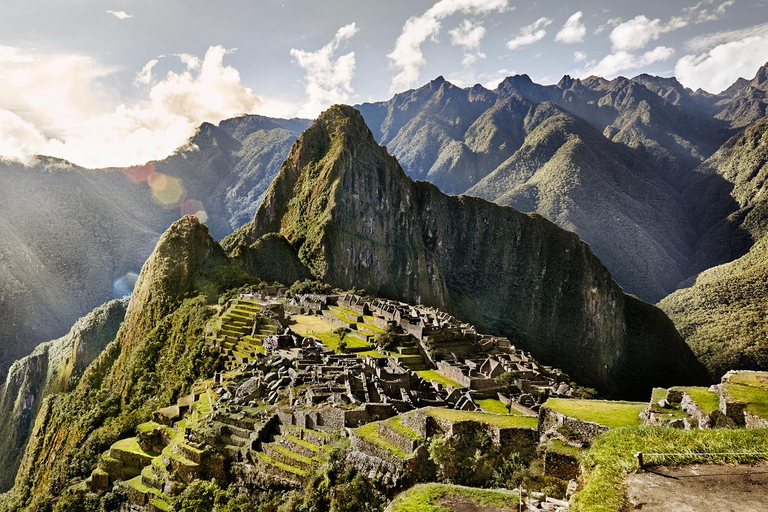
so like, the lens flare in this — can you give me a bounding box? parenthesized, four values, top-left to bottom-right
(121, 163, 155, 183)
(181, 199, 208, 223)
(112, 272, 139, 298)
(150, 175, 185, 206)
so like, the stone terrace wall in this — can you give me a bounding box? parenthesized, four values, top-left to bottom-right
(537, 406, 609, 445)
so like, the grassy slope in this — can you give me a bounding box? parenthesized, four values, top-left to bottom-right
(544, 399, 646, 428)
(573, 427, 768, 512)
(660, 237, 768, 377)
(388, 483, 519, 512)
(423, 408, 537, 429)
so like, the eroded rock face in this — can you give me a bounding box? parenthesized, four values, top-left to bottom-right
(0, 298, 128, 490)
(236, 105, 708, 398)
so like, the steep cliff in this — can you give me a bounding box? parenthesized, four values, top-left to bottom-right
(235, 105, 708, 398)
(0, 298, 128, 491)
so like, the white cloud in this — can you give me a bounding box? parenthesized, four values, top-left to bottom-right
(507, 17, 553, 51)
(482, 69, 513, 89)
(135, 59, 158, 85)
(290, 23, 359, 118)
(685, 21, 768, 52)
(574, 51, 587, 62)
(0, 45, 274, 168)
(106, 10, 132, 20)
(676, 35, 768, 93)
(578, 46, 675, 78)
(555, 12, 586, 44)
(387, 0, 509, 92)
(175, 53, 201, 70)
(609, 15, 686, 52)
(684, 0, 736, 24)
(595, 17, 621, 35)
(450, 19, 487, 66)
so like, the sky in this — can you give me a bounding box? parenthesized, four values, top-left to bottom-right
(0, 0, 767, 168)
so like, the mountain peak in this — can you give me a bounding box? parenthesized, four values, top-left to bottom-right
(753, 61, 768, 85)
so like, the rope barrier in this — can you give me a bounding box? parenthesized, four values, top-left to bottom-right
(635, 451, 768, 468)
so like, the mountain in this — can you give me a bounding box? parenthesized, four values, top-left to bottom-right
(0, 115, 307, 385)
(355, 74, 733, 302)
(231, 104, 708, 398)
(712, 63, 768, 128)
(464, 98, 694, 301)
(660, 115, 768, 376)
(0, 298, 127, 491)
(5, 216, 248, 508)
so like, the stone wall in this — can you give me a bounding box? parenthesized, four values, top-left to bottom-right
(537, 406, 609, 445)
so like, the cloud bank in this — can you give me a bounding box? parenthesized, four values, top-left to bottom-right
(0, 45, 266, 168)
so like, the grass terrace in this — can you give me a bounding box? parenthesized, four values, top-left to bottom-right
(544, 399, 646, 428)
(388, 483, 519, 512)
(676, 386, 720, 415)
(477, 398, 515, 415)
(354, 422, 411, 459)
(723, 372, 768, 419)
(572, 427, 768, 512)
(383, 415, 423, 442)
(423, 407, 537, 429)
(416, 370, 464, 389)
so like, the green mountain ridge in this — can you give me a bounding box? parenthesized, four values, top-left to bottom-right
(4, 216, 249, 508)
(232, 104, 708, 398)
(0, 298, 128, 491)
(660, 114, 768, 376)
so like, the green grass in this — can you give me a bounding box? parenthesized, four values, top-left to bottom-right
(354, 422, 411, 459)
(270, 444, 313, 465)
(544, 399, 646, 428)
(416, 370, 464, 389)
(383, 415, 423, 442)
(123, 475, 160, 496)
(282, 434, 321, 452)
(477, 398, 521, 415)
(676, 387, 720, 415)
(112, 437, 159, 457)
(572, 427, 768, 512)
(332, 305, 361, 317)
(548, 440, 582, 457)
(723, 373, 768, 419)
(423, 407, 538, 429)
(389, 483, 519, 512)
(150, 497, 171, 511)
(255, 451, 307, 476)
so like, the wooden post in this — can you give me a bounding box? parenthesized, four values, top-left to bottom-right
(635, 451, 644, 468)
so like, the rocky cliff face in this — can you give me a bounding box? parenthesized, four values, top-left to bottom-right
(0, 298, 128, 491)
(238, 105, 708, 398)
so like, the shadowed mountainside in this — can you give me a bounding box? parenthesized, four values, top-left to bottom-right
(230, 104, 708, 398)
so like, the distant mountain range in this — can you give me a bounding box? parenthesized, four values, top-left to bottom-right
(2, 63, 768, 407)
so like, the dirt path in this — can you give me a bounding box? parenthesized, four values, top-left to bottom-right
(626, 462, 768, 511)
